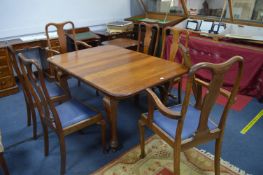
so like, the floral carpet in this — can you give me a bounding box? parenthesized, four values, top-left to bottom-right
(92, 135, 247, 175)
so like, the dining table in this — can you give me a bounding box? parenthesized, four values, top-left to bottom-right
(48, 45, 188, 150)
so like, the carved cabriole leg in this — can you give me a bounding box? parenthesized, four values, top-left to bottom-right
(0, 153, 10, 175)
(138, 118, 146, 159)
(215, 137, 223, 175)
(103, 96, 119, 150)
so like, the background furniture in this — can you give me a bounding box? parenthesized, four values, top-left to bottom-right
(165, 34, 263, 100)
(102, 38, 138, 50)
(18, 53, 106, 175)
(138, 56, 244, 175)
(0, 130, 9, 175)
(48, 45, 188, 151)
(0, 25, 100, 97)
(94, 29, 134, 42)
(137, 22, 160, 56)
(0, 47, 18, 97)
(127, 0, 188, 28)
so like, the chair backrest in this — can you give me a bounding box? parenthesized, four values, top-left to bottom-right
(161, 27, 189, 62)
(137, 22, 160, 56)
(17, 53, 64, 132)
(7, 46, 35, 106)
(45, 21, 78, 54)
(182, 56, 244, 138)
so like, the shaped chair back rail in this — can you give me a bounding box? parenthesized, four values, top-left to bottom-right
(7, 46, 70, 139)
(159, 27, 190, 104)
(18, 53, 106, 175)
(45, 21, 92, 55)
(161, 27, 189, 62)
(139, 56, 244, 175)
(137, 22, 160, 56)
(45, 21, 91, 85)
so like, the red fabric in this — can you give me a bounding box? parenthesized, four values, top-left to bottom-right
(156, 168, 174, 175)
(164, 35, 263, 99)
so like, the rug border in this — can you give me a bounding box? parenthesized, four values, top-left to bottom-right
(91, 135, 249, 175)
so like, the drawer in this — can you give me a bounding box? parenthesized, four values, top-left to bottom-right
(0, 48, 7, 55)
(50, 39, 60, 47)
(0, 76, 15, 90)
(0, 57, 8, 66)
(0, 66, 11, 77)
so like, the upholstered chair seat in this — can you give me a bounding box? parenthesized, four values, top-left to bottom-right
(144, 104, 217, 139)
(56, 99, 98, 128)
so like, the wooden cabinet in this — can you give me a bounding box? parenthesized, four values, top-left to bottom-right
(0, 47, 18, 97)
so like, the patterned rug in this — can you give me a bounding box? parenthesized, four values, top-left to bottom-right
(92, 135, 247, 175)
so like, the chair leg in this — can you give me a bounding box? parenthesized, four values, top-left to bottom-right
(58, 135, 66, 175)
(43, 124, 49, 156)
(214, 137, 223, 175)
(138, 119, 146, 158)
(173, 148, 180, 175)
(26, 102, 31, 126)
(100, 120, 107, 152)
(31, 108, 37, 140)
(177, 80, 182, 104)
(0, 153, 10, 175)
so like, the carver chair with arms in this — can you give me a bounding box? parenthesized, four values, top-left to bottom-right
(160, 27, 190, 104)
(137, 22, 160, 56)
(139, 56, 244, 175)
(18, 53, 106, 175)
(7, 45, 70, 139)
(45, 21, 92, 85)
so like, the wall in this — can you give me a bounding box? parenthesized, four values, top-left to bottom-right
(187, 0, 205, 10)
(0, 0, 130, 39)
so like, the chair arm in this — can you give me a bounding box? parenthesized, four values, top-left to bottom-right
(146, 88, 182, 120)
(45, 47, 60, 55)
(50, 94, 69, 104)
(194, 78, 231, 98)
(76, 40, 92, 48)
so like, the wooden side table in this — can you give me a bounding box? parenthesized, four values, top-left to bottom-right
(102, 38, 138, 50)
(94, 30, 134, 42)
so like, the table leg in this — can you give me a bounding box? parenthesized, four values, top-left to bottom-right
(103, 96, 119, 151)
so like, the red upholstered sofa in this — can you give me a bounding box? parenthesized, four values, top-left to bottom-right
(164, 35, 263, 100)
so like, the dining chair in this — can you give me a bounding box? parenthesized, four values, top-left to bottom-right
(138, 56, 244, 175)
(0, 130, 9, 175)
(18, 53, 106, 175)
(45, 21, 92, 85)
(160, 27, 190, 104)
(7, 45, 70, 139)
(137, 22, 160, 56)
